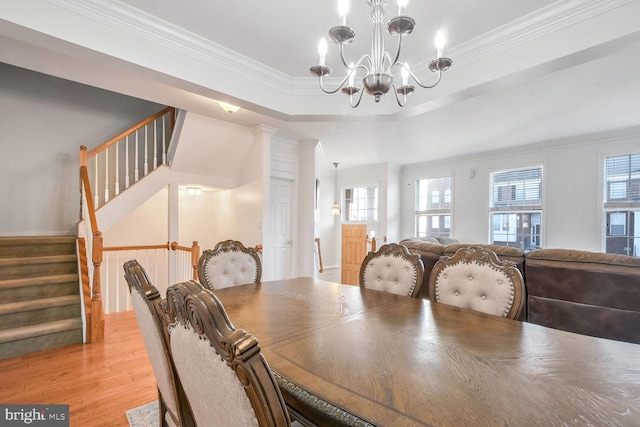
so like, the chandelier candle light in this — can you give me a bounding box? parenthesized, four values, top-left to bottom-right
(310, 0, 452, 108)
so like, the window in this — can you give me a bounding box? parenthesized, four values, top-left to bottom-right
(343, 185, 378, 221)
(416, 176, 452, 237)
(604, 154, 640, 256)
(489, 166, 542, 250)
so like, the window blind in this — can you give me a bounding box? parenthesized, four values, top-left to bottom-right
(490, 166, 542, 211)
(604, 154, 640, 206)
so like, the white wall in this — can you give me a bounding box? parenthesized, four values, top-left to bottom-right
(338, 163, 403, 244)
(317, 163, 341, 275)
(401, 129, 640, 252)
(179, 188, 219, 251)
(0, 63, 163, 236)
(103, 147, 266, 252)
(104, 188, 168, 245)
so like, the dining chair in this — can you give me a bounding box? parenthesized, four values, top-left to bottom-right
(123, 260, 194, 427)
(429, 246, 525, 319)
(164, 280, 291, 427)
(197, 240, 262, 290)
(359, 243, 425, 297)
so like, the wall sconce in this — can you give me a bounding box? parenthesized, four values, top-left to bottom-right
(187, 187, 202, 196)
(331, 162, 341, 217)
(217, 101, 240, 114)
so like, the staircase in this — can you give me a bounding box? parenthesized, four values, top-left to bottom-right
(0, 236, 83, 359)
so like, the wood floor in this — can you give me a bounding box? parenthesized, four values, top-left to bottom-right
(0, 311, 156, 427)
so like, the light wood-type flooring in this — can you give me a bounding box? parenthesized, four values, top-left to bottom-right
(0, 311, 156, 426)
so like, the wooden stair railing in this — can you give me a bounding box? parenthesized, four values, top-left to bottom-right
(103, 241, 200, 279)
(169, 241, 201, 282)
(78, 107, 175, 343)
(366, 236, 377, 253)
(80, 106, 176, 209)
(79, 165, 104, 343)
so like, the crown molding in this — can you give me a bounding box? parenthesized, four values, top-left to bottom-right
(50, 0, 634, 95)
(50, 0, 293, 94)
(446, 0, 635, 70)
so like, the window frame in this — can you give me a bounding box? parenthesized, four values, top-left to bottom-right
(342, 184, 379, 223)
(415, 175, 453, 238)
(489, 165, 544, 250)
(602, 152, 640, 257)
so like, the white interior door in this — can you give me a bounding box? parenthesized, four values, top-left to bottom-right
(266, 178, 293, 280)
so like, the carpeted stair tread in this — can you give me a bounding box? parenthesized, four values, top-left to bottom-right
(0, 295, 80, 315)
(0, 236, 76, 259)
(0, 274, 79, 290)
(0, 236, 75, 246)
(0, 318, 82, 344)
(0, 254, 77, 266)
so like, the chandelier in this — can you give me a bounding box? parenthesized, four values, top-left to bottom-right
(310, 0, 452, 108)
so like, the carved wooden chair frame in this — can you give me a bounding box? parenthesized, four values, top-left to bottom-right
(123, 259, 195, 427)
(197, 240, 262, 290)
(359, 243, 425, 298)
(164, 280, 290, 426)
(429, 246, 525, 319)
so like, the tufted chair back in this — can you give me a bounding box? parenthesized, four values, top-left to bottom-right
(123, 260, 194, 427)
(197, 240, 262, 290)
(359, 243, 425, 297)
(164, 280, 291, 427)
(429, 246, 525, 319)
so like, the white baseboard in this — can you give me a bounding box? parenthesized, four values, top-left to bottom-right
(319, 265, 340, 284)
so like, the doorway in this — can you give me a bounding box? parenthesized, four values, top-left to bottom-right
(341, 224, 367, 285)
(266, 178, 293, 280)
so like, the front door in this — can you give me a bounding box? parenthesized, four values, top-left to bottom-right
(341, 224, 367, 285)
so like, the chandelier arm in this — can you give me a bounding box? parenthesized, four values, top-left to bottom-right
(349, 87, 366, 108)
(392, 85, 408, 108)
(358, 55, 373, 75)
(319, 74, 349, 94)
(317, 74, 352, 95)
(337, 43, 353, 70)
(346, 54, 374, 77)
(389, 35, 405, 68)
(413, 68, 443, 89)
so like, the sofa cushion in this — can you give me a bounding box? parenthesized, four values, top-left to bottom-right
(528, 296, 640, 344)
(399, 238, 446, 299)
(435, 236, 460, 245)
(525, 248, 640, 344)
(525, 249, 640, 310)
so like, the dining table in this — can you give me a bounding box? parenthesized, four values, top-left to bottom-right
(213, 277, 640, 426)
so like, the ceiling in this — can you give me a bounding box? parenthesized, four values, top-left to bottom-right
(1, 0, 640, 170)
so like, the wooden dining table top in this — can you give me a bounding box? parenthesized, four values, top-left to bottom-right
(213, 277, 640, 427)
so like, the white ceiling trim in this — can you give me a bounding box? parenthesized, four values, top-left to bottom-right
(50, 0, 293, 94)
(449, 0, 636, 69)
(50, 0, 633, 96)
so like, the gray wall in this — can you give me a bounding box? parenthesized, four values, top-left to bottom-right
(0, 63, 163, 236)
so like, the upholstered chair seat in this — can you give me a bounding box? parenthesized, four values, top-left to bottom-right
(360, 243, 424, 298)
(429, 246, 525, 319)
(164, 280, 290, 427)
(198, 240, 262, 290)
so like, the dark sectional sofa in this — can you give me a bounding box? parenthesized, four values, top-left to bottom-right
(400, 237, 640, 344)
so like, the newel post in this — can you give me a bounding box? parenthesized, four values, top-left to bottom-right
(90, 231, 105, 343)
(79, 145, 88, 167)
